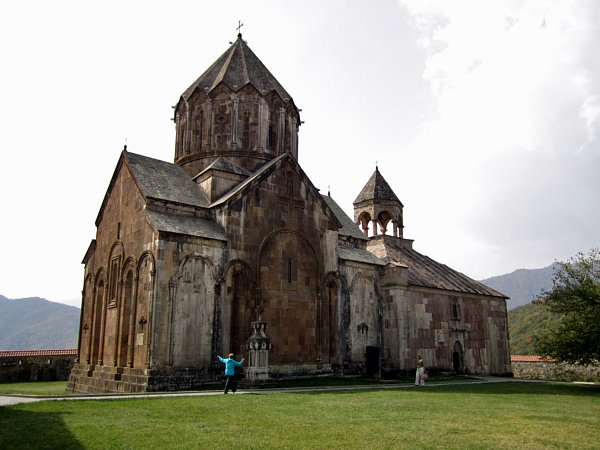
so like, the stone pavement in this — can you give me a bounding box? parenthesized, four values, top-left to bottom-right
(0, 376, 523, 407)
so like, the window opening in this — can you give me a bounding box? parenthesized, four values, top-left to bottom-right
(268, 126, 274, 149)
(451, 303, 461, 320)
(109, 258, 119, 306)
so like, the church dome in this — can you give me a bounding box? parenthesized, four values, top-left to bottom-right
(173, 33, 301, 177)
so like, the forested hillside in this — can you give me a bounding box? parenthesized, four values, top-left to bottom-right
(508, 302, 557, 355)
(0, 295, 79, 350)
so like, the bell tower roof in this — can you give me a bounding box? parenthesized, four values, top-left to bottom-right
(181, 33, 293, 102)
(353, 167, 403, 206)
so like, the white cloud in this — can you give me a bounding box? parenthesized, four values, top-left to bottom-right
(580, 95, 600, 144)
(397, 0, 600, 277)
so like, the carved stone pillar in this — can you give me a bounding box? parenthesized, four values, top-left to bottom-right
(246, 320, 272, 381)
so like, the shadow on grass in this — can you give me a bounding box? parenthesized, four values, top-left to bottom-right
(0, 408, 84, 449)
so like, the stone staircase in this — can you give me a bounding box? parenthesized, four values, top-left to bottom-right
(67, 363, 149, 393)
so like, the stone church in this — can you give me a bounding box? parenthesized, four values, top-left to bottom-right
(68, 33, 511, 393)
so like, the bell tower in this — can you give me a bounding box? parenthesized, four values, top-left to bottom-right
(173, 33, 301, 178)
(353, 167, 404, 238)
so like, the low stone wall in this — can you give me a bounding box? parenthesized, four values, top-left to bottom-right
(0, 349, 77, 382)
(511, 356, 600, 382)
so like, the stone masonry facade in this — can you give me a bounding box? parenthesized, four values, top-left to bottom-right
(68, 33, 511, 393)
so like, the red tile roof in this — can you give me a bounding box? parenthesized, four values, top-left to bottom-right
(0, 349, 77, 358)
(511, 355, 556, 362)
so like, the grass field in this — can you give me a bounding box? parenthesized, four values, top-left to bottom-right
(1, 381, 599, 449)
(0, 380, 74, 396)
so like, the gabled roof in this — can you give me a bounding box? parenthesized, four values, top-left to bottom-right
(145, 209, 226, 241)
(368, 238, 507, 298)
(96, 151, 209, 226)
(338, 243, 386, 266)
(210, 153, 342, 232)
(354, 167, 403, 206)
(321, 194, 367, 241)
(210, 153, 287, 208)
(193, 157, 250, 181)
(320, 194, 385, 265)
(125, 152, 210, 208)
(182, 34, 292, 102)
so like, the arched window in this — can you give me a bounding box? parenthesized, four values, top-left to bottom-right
(268, 125, 275, 149)
(108, 258, 119, 307)
(451, 301, 461, 320)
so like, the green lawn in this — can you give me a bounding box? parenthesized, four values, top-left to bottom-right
(0, 380, 73, 396)
(0, 375, 472, 396)
(1, 382, 598, 449)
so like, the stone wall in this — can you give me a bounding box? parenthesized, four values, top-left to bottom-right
(511, 357, 600, 382)
(0, 350, 77, 382)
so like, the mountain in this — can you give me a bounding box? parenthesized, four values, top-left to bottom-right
(480, 263, 557, 310)
(0, 295, 80, 350)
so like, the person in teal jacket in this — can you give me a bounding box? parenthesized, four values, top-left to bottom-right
(217, 353, 245, 394)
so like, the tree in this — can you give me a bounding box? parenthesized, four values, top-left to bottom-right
(535, 249, 600, 365)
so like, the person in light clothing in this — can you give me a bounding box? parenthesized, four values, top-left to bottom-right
(415, 355, 425, 386)
(217, 353, 245, 394)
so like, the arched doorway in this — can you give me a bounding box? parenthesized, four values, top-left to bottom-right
(453, 341, 464, 373)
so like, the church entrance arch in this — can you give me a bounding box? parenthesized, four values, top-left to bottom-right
(453, 341, 464, 373)
(258, 231, 319, 365)
(365, 346, 380, 378)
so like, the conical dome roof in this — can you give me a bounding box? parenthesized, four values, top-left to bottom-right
(173, 33, 301, 178)
(353, 168, 403, 206)
(181, 33, 293, 102)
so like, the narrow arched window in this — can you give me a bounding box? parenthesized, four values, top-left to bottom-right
(451, 303, 461, 320)
(243, 111, 251, 149)
(268, 126, 274, 149)
(109, 258, 120, 307)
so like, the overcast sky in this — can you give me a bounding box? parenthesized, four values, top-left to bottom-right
(1, 0, 598, 308)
